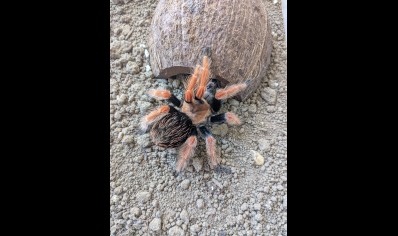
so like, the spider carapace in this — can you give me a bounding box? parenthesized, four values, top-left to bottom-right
(141, 56, 247, 172)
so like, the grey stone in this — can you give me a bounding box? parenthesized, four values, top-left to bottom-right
(190, 224, 200, 233)
(168, 226, 185, 236)
(180, 209, 189, 223)
(212, 124, 228, 137)
(236, 214, 244, 224)
(196, 199, 204, 209)
(136, 191, 151, 203)
(241, 203, 248, 211)
(136, 133, 151, 148)
(122, 135, 134, 144)
(149, 218, 162, 231)
(261, 87, 277, 105)
(266, 105, 276, 113)
(248, 104, 257, 113)
(118, 94, 128, 104)
(111, 0, 124, 5)
(114, 186, 122, 195)
(253, 203, 261, 211)
(111, 195, 119, 203)
(125, 61, 140, 74)
(172, 79, 181, 88)
(114, 111, 121, 120)
(131, 207, 141, 217)
(255, 213, 263, 222)
(180, 179, 191, 190)
(229, 99, 240, 106)
(192, 158, 203, 172)
(258, 138, 270, 152)
(137, 101, 151, 114)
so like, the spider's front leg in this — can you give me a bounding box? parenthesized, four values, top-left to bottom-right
(198, 126, 219, 169)
(176, 129, 198, 172)
(215, 83, 248, 100)
(147, 89, 181, 107)
(210, 112, 242, 126)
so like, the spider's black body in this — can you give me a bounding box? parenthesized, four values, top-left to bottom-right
(150, 107, 195, 148)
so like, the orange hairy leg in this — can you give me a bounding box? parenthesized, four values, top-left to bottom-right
(225, 112, 241, 125)
(198, 126, 219, 168)
(140, 105, 170, 131)
(147, 89, 171, 100)
(184, 65, 200, 102)
(210, 112, 242, 126)
(176, 135, 197, 172)
(206, 136, 218, 168)
(215, 83, 247, 100)
(196, 56, 210, 99)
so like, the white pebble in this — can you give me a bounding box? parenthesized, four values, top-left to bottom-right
(149, 218, 161, 231)
(251, 150, 265, 166)
(146, 65, 151, 72)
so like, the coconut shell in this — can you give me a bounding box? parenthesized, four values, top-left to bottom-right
(148, 0, 272, 101)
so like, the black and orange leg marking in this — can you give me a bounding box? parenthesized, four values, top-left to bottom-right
(210, 112, 241, 126)
(147, 89, 181, 107)
(198, 126, 219, 169)
(196, 56, 210, 99)
(140, 105, 172, 131)
(176, 129, 198, 172)
(203, 79, 222, 112)
(184, 65, 200, 103)
(208, 97, 222, 113)
(215, 83, 247, 100)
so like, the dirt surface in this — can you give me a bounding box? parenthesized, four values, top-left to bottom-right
(110, 0, 287, 235)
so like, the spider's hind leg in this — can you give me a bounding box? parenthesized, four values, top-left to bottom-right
(140, 105, 176, 132)
(176, 129, 198, 172)
(198, 126, 219, 169)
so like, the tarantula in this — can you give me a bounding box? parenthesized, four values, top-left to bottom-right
(141, 56, 247, 172)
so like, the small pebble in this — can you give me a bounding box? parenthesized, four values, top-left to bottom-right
(125, 61, 140, 74)
(180, 209, 189, 223)
(149, 218, 161, 231)
(118, 94, 128, 104)
(196, 199, 204, 209)
(130, 207, 141, 217)
(168, 226, 184, 236)
(251, 150, 265, 166)
(136, 191, 151, 203)
(114, 186, 122, 195)
(180, 179, 191, 190)
(241, 203, 248, 211)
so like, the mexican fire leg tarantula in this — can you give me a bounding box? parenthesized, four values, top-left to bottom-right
(141, 56, 247, 172)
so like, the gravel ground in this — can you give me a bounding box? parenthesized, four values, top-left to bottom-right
(110, 0, 287, 235)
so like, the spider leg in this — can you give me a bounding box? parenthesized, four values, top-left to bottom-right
(210, 112, 241, 126)
(176, 129, 198, 172)
(140, 105, 174, 132)
(203, 79, 222, 113)
(198, 126, 219, 169)
(215, 83, 247, 100)
(147, 89, 181, 107)
(184, 65, 200, 103)
(208, 97, 222, 113)
(196, 56, 210, 99)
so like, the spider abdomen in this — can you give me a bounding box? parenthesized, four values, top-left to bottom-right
(150, 111, 195, 148)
